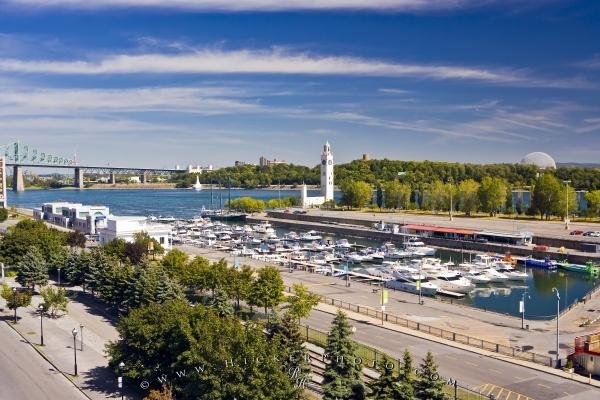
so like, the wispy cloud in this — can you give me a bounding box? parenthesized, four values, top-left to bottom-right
(3, 0, 533, 13)
(0, 47, 581, 88)
(378, 88, 411, 95)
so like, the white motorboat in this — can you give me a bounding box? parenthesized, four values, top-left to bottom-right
(335, 239, 353, 249)
(343, 253, 365, 264)
(431, 270, 474, 293)
(253, 221, 274, 234)
(386, 272, 438, 296)
(482, 268, 509, 283)
(284, 231, 301, 241)
(463, 270, 492, 284)
(493, 263, 528, 281)
(404, 238, 436, 256)
(300, 231, 323, 241)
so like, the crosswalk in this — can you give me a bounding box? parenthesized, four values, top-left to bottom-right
(473, 383, 535, 400)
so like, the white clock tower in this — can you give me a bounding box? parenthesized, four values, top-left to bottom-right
(320, 141, 334, 201)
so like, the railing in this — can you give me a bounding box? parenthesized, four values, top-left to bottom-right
(286, 286, 555, 368)
(300, 323, 494, 400)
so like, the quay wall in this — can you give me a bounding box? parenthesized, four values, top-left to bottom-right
(259, 212, 600, 263)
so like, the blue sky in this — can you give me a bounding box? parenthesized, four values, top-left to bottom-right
(0, 0, 599, 168)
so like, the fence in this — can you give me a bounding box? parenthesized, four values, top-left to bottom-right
(300, 323, 493, 400)
(286, 286, 555, 368)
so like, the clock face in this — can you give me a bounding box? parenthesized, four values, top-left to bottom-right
(328, 160, 333, 165)
(321, 159, 326, 165)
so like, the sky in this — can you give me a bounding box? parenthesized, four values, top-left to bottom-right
(0, 0, 599, 169)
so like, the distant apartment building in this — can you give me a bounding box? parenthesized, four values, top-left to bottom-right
(187, 164, 213, 174)
(259, 156, 287, 167)
(234, 161, 248, 167)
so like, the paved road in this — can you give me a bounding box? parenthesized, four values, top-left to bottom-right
(0, 322, 89, 400)
(305, 309, 600, 400)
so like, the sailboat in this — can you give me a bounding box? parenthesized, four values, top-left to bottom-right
(192, 176, 202, 191)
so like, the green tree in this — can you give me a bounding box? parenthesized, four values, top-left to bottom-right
(376, 185, 384, 209)
(367, 355, 399, 399)
(271, 313, 312, 391)
(0, 219, 66, 265)
(478, 176, 507, 216)
(585, 190, 600, 218)
(208, 287, 234, 317)
(555, 183, 577, 219)
(133, 231, 165, 257)
(40, 285, 69, 318)
(228, 265, 254, 310)
(16, 246, 48, 291)
(1, 284, 32, 322)
(340, 180, 373, 209)
(456, 179, 480, 215)
(161, 249, 189, 279)
(286, 283, 320, 323)
(531, 173, 562, 220)
(322, 311, 365, 400)
(249, 265, 285, 315)
(0, 207, 8, 222)
(415, 351, 446, 400)
(397, 350, 416, 400)
(383, 181, 411, 210)
(66, 231, 87, 248)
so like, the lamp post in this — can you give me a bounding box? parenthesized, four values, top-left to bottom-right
(552, 287, 561, 367)
(520, 290, 530, 330)
(12, 287, 17, 323)
(563, 180, 571, 230)
(57, 267, 61, 286)
(118, 361, 125, 400)
(72, 328, 78, 376)
(80, 324, 84, 351)
(39, 304, 45, 346)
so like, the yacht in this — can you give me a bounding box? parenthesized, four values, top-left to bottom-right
(482, 268, 509, 283)
(463, 270, 492, 284)
(385, 272, 438, 296)
(284, 231, 301, 241)
(493, 263, 528, 281)
(300, 231, 323, 241)
(404, 239, 436, 256)
(335, 239, 353, 249)
(253, 221, 275, 234)
(431, 270, 474, 293)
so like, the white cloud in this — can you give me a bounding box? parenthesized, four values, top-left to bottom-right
(3, 0, 521, 12)
(378, 88, 411, 95)
(0, 48, 556, 87)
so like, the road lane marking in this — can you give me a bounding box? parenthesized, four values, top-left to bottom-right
(488, 368, 501, 373)
(537, 383, 551, 389)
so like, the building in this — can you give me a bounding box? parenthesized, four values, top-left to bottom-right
(98, 216, 172, 250)
(0, 157, 6, 208)
(362, 153, 370, 161)
(521, 152, 556, 169)
(572, 333, 600, 376)
(234, 161, 248, 167)
(187, 164, 213, 174)
(301, 142, 334, 208)
(33, 202, 110, 234)
(259, 156, 287, 167)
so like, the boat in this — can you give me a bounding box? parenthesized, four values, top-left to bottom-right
(404, 239, 436, 256)
(431, 270, 474, 293)
(385, 272, 438, 296)
(482, 268, 509, 283)
(253, 221, 275, 234)
(335, 239, 353, 249)
(299, 231, 323, 241)
(463, 270, 492, 284)
(557, 261, 600, 275)
(523, 257, 558, 270)
(192, 175, 202, 191)
(493, 263, 528, 281)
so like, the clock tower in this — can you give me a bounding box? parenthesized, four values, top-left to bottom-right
(320, 141, 334, 201)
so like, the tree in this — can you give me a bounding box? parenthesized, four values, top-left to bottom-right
(397, 350, 416, 400)
(143, 385, 173, 400)
(383, 181, 411, 210)
(367, 355, 398, 399)
(456, 179, 480, 216)
(340, 181, 373, 209)
(249, 265, 285, 315)
(286, 283, 320, 323)
(322, 311, 364, 400)
(531, 174, 562, 220)
(376, 185, 383, 209)
(161, 249, 189, 279)
(66, 231, 87, 248)
(228, 265, 254, 310)
(585, 190, 600, 218)
(63, 249, 86, 287)
(555, 183, 577, 219)
(0, 207, 8, 222)
(208, 287, 234, 317)
(40, 286, 69, 318)
(478, 176, 507, 216)
(16, 246, 48, 291)
(0, 219, 66, 265)
(415, 351, 446, 400)
(1, 284, 32, 322)
(271, 313, 312, 390)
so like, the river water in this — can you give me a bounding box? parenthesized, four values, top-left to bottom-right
(7, 189, 600, 319)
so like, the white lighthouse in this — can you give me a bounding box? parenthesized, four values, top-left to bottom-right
(321, 141, 334, 201)
(301, 141, 334, 208)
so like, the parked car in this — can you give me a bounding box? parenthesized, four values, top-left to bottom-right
(570, 230, 584, 235)
(583, 231, 600, 237)
(293, 210, 307, 214)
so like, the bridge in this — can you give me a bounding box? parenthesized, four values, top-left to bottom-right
(2, 141, 187, 192)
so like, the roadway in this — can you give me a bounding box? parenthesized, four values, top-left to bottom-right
(305, 309, 600, 400)
(0, 322, 89, 400)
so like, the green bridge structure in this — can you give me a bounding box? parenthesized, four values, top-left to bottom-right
(2, 141, 186, 191)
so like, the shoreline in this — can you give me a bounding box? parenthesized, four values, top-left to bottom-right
(19, 184, 318, 191)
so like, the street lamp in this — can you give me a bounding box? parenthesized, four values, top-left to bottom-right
(39, 304, 45, 346)
(12, 287, 17, 323)
(80, 324, 84, 351)
(57, 267, 61, 286)
(72, 328, 78, 376)
(118, 361, 125, 400)
(563, 180, 571, 230)
(520, 290, 530, 330)
(552, 287, 561, 367)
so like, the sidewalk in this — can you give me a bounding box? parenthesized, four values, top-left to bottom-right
(0, 279, 122, 400)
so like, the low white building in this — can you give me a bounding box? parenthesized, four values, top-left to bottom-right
(34, 202, 110, 234)
(187, 164, 213, 174)
(98, 216, 172, 250)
